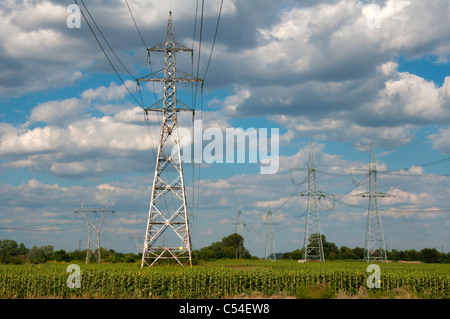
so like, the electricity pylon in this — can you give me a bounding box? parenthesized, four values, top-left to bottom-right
(293, 142, 333, 262)
(131, 236, 145, 255)
(138, 12, 202, 267)
(355, 143, 393, 262)
(75, 202, 113, 264)
(232, 199, 246, 236)
(263, 203, 277, 260)
(230, 200, 247, 258)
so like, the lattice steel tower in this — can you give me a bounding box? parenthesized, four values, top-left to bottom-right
(356, 143, 393, 262)
(232, 199, 246, 236)
(294, 142, 332, 262)
(138, 12, 202, 267)
(75, 202, 113, 264)
(263, 204, 277, 260)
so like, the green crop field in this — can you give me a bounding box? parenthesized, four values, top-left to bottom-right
(0, 260, 449, 299)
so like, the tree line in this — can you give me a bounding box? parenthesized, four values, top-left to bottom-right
(0, 239, 140, 264)
(282, 234, 450, 263)
(1, 234, 449, 264)
(0, 234, 254, 265)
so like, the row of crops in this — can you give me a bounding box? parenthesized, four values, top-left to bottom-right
(1, 260, 449, 298)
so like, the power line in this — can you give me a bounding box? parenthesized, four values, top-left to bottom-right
(203, 0, 224, 80)
(0, 225, 84, 232)
(80, 0, 135, 79)
(274, 209, 307, 233)
(376, 156, 450, 175)
(124, 0, 148, 49)
(193, 0, 205, 110)
(74, 0, 143, 108)
(381, 209, 450, 214)
(0, 211, 82, 232)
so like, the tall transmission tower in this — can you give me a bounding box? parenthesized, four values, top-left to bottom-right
(138, 12, 202, 267)
(75, 202, 113, 264)
(263, 203, 277, 260)
(293, 142, 333, 262)
(355, 143, 393, 262)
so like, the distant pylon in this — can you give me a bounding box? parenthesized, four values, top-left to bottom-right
(263, 203, 277, 260)
(232, 199, 246, 236)
(138, 12, 202, 267)
(75, 202, 113, 264)
(131, 236, 145, 255)
(293, 142, 333, 262)
(230, 199, 247, 258)
(355, 143, 393, 262)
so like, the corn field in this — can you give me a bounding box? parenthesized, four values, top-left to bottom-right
(0, 260, 449, 299)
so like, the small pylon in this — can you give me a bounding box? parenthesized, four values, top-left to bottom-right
(263, 203, 277, 260)
(231, 199, 246, 236)
(75, 202, 114, 264)
(355, 143, 393, 262)
(292, 142, 333, 262)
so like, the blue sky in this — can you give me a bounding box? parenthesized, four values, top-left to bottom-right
(0, 0, 450, 258)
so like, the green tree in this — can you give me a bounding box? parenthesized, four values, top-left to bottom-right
(0, 239, 28, 264)
(193, 233, 252, 261)
(68, 249, 86, 262)
(50, 249, 70, 262)
(404, 249, 420, 261)
(27, 245, 54, 263)
(420, 248, 441, 263)
(338, 246, 356, 259)
(352, 247, 364, 259)
(282, 249, 303, 260)
(322, 236, 338, 260)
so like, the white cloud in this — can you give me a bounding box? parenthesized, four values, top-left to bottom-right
(203, 1, 450, 149)
(81, 81, 133, 102)
(0, 1, 90, 95)
(201, 228, 214, 235)
(29, 98, 87, 126)
(383, 187, 434, 206)
(50, 161, 89, 176)
(372, 73, 450, 123)
(0, 111, 156, 177)
(429, 127, 450, 153)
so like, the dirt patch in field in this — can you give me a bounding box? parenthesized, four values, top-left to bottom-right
(335, 286, 420, 299)
(225, 264, 257, 269)
(226, 291, 296, 299)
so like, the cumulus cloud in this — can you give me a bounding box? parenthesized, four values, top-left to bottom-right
(29, 98, 87, 126)
(0, 115, 156, 177)
(81, 81, 132, 102)
(2, 0, 450, 149)
(429, 127, 450, 154)
(202, 0, 450, 148)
